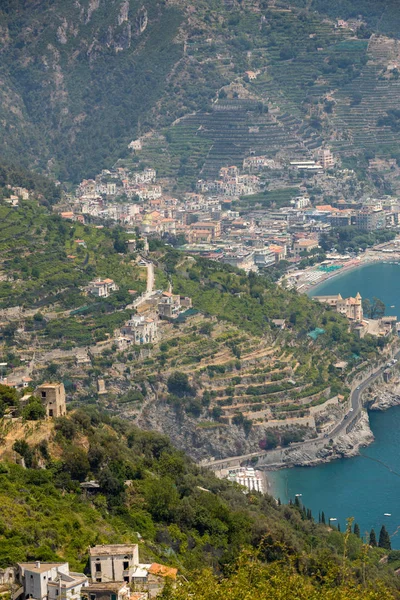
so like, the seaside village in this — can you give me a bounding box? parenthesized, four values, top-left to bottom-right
(51, 142, 400, 345)
(0, 543, 177, 600)
(57, 145, 400, 278)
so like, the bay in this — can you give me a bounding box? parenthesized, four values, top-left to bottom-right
(308, 261, 400, 315)
(267, 408, 400, 546)
(267, 262, 400, 546)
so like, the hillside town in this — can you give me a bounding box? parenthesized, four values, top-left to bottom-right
(55, 149, 400, 275)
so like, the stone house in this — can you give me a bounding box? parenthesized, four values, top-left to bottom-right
(0, 567, 15, 586)
(89, 545, 139, 584)
(36, 383, 67, 418)
(133, 564, 177, 599)
(314, 293, 363, 322)
(157, 292, 192, 319)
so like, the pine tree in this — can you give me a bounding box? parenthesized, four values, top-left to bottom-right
(354, 523, 360, 538)
(277, 498, 281, 506)
(338, 523, 341, 532)
(318, 511, 321, 524)
(379, 525, 391, 550)
(294, 496, 301, 508)
(321, 511, 326, 524)
(369, 528, 377, 547)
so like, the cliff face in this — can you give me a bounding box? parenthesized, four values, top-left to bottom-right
(0, 0, 184, 180)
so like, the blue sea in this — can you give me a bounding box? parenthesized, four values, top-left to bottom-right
(268, 262, 400, 545)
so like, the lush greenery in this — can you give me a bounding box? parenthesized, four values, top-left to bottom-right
(320, 228, 396, 254)
(2, 410, 400, 598)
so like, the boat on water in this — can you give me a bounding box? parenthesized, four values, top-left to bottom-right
(391, 305, 395, 308)
(384, 513, 392, 516)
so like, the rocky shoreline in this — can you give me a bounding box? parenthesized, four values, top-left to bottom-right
(369, 386, 400, 411)
(280, 380, 400, 469)
(273, 411, 374, 468)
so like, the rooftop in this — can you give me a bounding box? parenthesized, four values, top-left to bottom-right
(86, 583, 128, 592)
(89, 544, 138, 556)
(18, 563, 67, 574)
(148, 563, 177, 580)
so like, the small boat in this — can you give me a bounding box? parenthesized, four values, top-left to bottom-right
(384, 513, 392, 516)
(391, 305, 395, 308)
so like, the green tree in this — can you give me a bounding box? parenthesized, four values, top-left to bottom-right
(167, 372, 193, 397)
(145, 477, 179, 522)
(370, 297, 385, 319)
(369, 528, 377, 547)
(354, 523, 360, 538)
(379, 525, 391, 550)
(62, 448, 90, 482)
(362, 298, 371, 318)
(22, 397, 46, 421)
(321, 511, 326, 524)
(12, 440, 34, 468)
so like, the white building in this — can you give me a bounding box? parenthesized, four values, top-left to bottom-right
(90, 545, 139, 584)
(133, 169, 156, 184)
(106, 183, 117, 196)
(128, 139, 142, 151)
(293, 196, 310, 209)
(223, 467, 264, 493)
(18, 562, 88, 600)
(121, 315, 158, 345)
(88, 279, 119, 298)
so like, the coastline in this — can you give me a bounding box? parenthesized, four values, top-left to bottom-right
(287, 249, 400, 297)
(306, 257, 379, 295)
(264, 377, 400, 498)
(264, 409, 375, 498)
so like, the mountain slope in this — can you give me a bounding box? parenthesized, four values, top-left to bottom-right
(1, 1, 400, 184)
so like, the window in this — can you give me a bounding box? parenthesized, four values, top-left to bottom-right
(95, 564, 101, 573)
(90, 594, 96, 600)
(95, 579, 101, 584)
(123, 577, 129, 583)
(123, 562, 129, 570)
(41, 391, 46, 398)
(111, 594, 117, 600)
(56, 591, 59, 596)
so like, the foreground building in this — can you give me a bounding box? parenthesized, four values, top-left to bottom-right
(88, 545, 177, 599)
(89, 545, 139, 583)
(18, 562, 88, 600)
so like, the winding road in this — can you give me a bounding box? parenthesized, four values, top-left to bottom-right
(200, 349, 400, 471)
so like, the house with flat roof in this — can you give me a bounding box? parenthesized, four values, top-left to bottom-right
(18, 562, 88, 600)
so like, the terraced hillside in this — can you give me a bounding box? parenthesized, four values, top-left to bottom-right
(331, 36, 400, 157)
